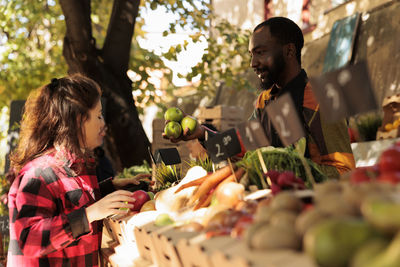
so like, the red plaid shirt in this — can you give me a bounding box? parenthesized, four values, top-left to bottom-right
(7, 148, 111, 267)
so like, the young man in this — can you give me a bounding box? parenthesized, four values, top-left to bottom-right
(248, 17, 355, 179)
(165, 17, 355, 179)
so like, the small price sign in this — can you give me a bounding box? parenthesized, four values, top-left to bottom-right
(154, 148, 181, 165)
(0, 215, 9, 235)
(309, 61, 377, 122)
(204, 128, 242, 163)
(265, 93, 305, 146)
(236, 120, 270, 151)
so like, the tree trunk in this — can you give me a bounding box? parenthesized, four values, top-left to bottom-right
(59, 0, 150, 171)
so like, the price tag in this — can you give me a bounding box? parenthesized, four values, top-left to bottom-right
(236, 121, 270, 151)
(204, 128, 242, 163)
(309, 61, 377, 122)
(265, 93, 305, 146)
(0, 215, 9, 235)
(154, 148, 181, 165)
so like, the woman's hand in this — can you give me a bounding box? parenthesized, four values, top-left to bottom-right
(85, 190, 135, 223)
(112, 173, 151, 189)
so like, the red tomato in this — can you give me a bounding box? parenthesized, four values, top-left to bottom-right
(231, 215, 254, 238)
(348, 128, 357, 143)
(377, 171, 400, 184)
(350, 168, 371, 184)
(379, 146, 400, 172)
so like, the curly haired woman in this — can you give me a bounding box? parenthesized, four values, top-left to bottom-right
(7, 74, 148, 266)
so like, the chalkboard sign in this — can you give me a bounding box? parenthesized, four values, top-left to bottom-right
(310, 61, 377, 122)
(236, 121, 270, 151)
(204, 128, 242, 163)
(323, 13, 360, 73)
(0, 216, 9, 235)
(154, 148, 181, 165)
(265, 93, 305, 146)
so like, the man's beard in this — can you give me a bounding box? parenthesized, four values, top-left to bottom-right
(259, 52, 285, 90)
(260, 73, 274, 90)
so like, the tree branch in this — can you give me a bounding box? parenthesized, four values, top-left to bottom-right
(59, 0, 93, 58)
(102, 0, 140, 74)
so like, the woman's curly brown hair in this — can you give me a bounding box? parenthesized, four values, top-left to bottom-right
(10, 74, 101, 172)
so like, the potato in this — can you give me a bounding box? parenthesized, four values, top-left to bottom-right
(295, 208, 329, 237)
(251, 225, 301, 250)
(270, 192, 303, 213)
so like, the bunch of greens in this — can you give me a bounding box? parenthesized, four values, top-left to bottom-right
(115, 160, 152, 179)
(237, 146, 327, 189)
(355, 113, 382, 141)
(185, 156, 213, 173)
(154, 163, 181, 191)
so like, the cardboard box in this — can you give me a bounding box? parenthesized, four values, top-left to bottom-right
(198, 105, 244, 120)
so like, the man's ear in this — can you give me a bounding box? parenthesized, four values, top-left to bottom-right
(284, 43, 297, 60)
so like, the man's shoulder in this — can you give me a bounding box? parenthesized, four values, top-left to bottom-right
(303, 82, 319, 111)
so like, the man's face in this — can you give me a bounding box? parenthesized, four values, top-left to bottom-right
(249, 26, 285, 90)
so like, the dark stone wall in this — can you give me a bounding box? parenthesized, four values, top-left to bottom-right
(303, 1, 400, 106)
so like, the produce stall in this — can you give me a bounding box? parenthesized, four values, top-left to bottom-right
(101, 87, 400, 267)
(100, 133, 400, 267)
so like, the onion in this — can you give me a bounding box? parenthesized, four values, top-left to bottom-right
(215, 182, 245, 208)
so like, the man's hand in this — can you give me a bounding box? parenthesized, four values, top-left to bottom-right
(162, 123, 206, 143)
(112, 173, 152, 189)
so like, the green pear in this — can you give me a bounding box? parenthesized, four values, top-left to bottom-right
(304, 218, 378, 267)
(180, 116, 197, 135)
(361, 196, 400, 234)
(164, 121, 182, 139)
(364, 231, 400, 267)
(350, 237, 389, 267)
(164, 107, 184, 122)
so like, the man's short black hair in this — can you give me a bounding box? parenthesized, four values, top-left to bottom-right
(254, 17, 304, 65)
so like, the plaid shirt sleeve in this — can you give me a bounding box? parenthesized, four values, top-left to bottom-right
(10, 168, 92, 258)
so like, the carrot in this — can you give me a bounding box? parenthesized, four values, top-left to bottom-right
(175, 176, 207, 194)
(188, 165, 236, 206)
(215, 168, 246, 192)
(193, 189, 214, 210)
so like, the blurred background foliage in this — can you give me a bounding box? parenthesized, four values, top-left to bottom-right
(0, 0, 255, 173)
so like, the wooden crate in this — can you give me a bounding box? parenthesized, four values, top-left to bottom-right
(153, 118, 166, 132)
(100, 247, 117, 267)
(149, 225, 198, 267)
(103, 217, 123, 244)
(177, 235, 235, 267)
(103, 212, 140, 245)
(377, 127, 400, 140)
(210, 240, 317, 267)
(134, 226, 159, 263)
(198, 105, 244, 120)
(134, 223, 161, 264)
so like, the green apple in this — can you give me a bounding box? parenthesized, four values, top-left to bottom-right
(155, 213, 174, 226)
(181, 116, 197, 135)
(164, 107, 184, 122)
(119, 201, 129, 212)
(164, 121, 182, 139)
